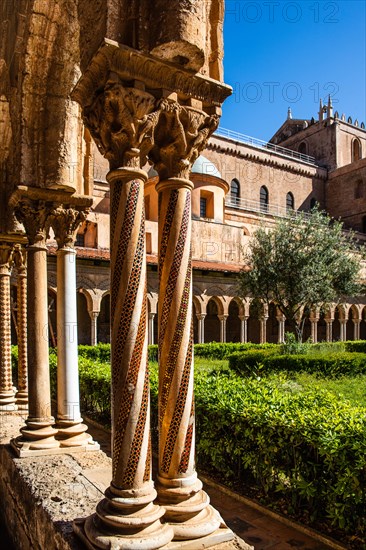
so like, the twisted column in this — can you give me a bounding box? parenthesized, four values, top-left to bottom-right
(0, 242, 16, 411)
(74, 82, 173, 548)
(14, 245, 28, 410)
(82, 167, 172, 548)
(151, 99, 232, 544)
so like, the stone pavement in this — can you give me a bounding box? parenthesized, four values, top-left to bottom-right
(85, 420, 346, 550)
(0, 414, 346, 550)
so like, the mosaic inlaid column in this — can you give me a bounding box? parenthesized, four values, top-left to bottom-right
(14, 245, 28, 410)
(152, 99, 232, 543)
(73, 82, 173, 548)
(51, 206, 96, 449)
(12, 199, 58, 452)
(0, 242, 16, 411)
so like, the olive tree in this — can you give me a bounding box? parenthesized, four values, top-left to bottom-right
(239, 209, 364, 341)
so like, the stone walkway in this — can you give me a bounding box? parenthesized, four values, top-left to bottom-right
(0, 414, 346, 550)
(85, 420, 346, 550)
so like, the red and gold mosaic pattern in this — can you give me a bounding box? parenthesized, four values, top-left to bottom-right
(0, 269, 13, 396)
(109, 177, 151, 488)
(158, 185, 195, 478)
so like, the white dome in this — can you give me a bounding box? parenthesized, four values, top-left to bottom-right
(192, 155, 222, 178)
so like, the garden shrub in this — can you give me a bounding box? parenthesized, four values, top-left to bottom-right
(194, 371, 366, 539)
(229, 351, 366, 378)
(344, 340, 366, 353)
(194, 342, 278, 359)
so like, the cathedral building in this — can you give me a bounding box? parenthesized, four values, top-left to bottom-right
(40, 99, 366, 347)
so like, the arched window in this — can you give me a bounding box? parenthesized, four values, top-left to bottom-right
(310, 197, 317, 210)
(286, 192, 294, 212)
(260, 186, 269, 212)
(230, 179, 240, 203)
(298, 142, 307, 156)
(352, 139, 362, 162)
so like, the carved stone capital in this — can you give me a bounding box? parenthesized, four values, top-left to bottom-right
(50, 206, 89, 249)
(13, 244, 27, 275)
(13, 200, 52, 247)
(83, 81, 160, 169)
(0, 243, 14, 275)
(150, 99, 219, 179)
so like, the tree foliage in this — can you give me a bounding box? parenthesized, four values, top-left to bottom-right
(239, 209, 364, 340)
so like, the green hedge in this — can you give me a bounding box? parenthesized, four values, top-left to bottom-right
(229, 351, 366, 378)
(195, 372, 366, 539)
(194, 342, 278, 359)
(344, 340, 366, 353)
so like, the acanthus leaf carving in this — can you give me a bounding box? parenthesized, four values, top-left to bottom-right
(149, 99, 220, 179)
(83, 81, 160, 169)
(13, 244, 27, 275)
(14, 200, 52, 247)
(50, 206, 89, 249)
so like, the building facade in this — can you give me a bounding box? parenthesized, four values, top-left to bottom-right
(32, 100, 366, 347)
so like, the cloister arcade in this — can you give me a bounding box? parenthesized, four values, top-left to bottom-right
(9, 269, 365, 347)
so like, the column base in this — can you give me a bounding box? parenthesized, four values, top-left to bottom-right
(0, 390, 17, 411)
(56, 419, 99, 449)
(15, 391, 28, 411)
(157, 474, 227, 541)
(74, 482, 174, 550)
(11, 418, 58, 456)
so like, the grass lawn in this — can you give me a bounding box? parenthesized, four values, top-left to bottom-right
(193, 356, 366, 408)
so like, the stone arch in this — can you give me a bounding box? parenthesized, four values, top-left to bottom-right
(205, 297, 222, 342)
(226, 297, 243, 342)
(298, 141, 308, 156)
(346, 304, 360, 340)
(360, 306, 366, 339)
(352, 138, 362, 162)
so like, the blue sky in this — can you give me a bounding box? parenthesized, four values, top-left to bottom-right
(221, 0, 366, 140)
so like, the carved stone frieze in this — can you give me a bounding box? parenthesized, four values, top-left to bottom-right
(71, 41, 231, 112)
(149, 99, 220, 179)
(50, 206, 89, 249)
(83, 82, 160, 169)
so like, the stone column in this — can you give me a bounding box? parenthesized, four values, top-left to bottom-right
(89, 311, 99, 346)
(325, 319, 333, 342)
(74, 83, 173, 548)
(148, 312, 156, 345)
(260, 316, 268, 344)
(276, 316, 285, 344)
(152, 99, 232, 544)
(51, 205, 96, 449)
(11, 198, 58, 453)
(340, 319, 347, 341)
(218, 314, 228, 343)
(0, 241, 16, 411)
(310, 318, 319, 344)
(14, 245, 28, 410)
(353, 319, 360, 340)
(197, 313, 206, 344)
(239, 315, 247, 343)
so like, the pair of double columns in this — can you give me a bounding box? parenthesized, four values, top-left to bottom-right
(72, 83, 233, 545)
(0, 237, 28, 412)
(9, 189, 98, 454)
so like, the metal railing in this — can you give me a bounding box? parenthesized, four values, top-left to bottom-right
(225, 196, 312, 220)
(214, 127, 316, 165)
